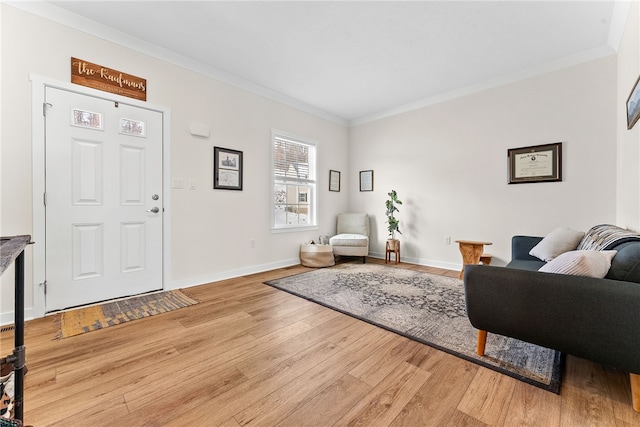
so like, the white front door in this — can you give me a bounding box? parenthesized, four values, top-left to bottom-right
(44, 87, 163, 311)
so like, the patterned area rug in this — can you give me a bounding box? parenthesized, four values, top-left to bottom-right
(56, 290, 199, 339)
(265, 263, 563, 393)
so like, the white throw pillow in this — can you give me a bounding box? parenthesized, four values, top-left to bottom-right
(529, 227, 585, 262)
(538, 250, 617, 278)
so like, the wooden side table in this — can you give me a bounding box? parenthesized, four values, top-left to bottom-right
(455, 240, 492, 279)
(385, 239, 400, 264)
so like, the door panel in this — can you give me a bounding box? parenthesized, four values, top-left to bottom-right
(72, 138, 103, 205)
(72, 223, 104, 280)
(120, 145, 145, 205)
(45, 87, 163, 311)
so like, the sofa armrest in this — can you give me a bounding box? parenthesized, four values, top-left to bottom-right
(463, 264, 640, 374)
(511, 235, 543, 261)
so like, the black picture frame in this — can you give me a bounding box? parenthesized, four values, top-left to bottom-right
(329, 170, 341, 192)
(507, 142, 562, 184)
(627, 74, 640, 130)
(359, 170, 374, 191)
(214, 146, 243, 190)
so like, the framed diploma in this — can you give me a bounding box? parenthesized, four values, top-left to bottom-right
(508, 142, 562, 184)
(214, 146, 243, 190)
(329, 170, 341, 192)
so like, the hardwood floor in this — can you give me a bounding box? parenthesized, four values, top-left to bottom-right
(2, 258, 639, 426)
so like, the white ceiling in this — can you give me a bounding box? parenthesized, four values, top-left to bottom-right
(25, 1, 629, 125)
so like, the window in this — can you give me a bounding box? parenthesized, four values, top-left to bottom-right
(272, 131, 316, 230)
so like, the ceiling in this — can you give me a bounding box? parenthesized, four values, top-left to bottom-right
(33, 1, 628, 125)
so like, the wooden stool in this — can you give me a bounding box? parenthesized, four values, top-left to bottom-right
(479, 254, 492, 265)
(455, 240, 492, 279)
(385, 239, 400, 264)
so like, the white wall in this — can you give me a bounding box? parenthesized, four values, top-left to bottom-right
(0, 5, 349, 320)
(617, 1, 640, 231)
(1, 3, 636, 321)
(349, 56, 618, 269)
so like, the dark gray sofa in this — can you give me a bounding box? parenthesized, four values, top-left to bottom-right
(463, 235, 640, 412)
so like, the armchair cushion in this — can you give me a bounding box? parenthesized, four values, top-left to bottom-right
(336, 213, 369, 236)
(330, 234, 368, 247)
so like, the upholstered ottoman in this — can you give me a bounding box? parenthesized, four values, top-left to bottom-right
(300, 243, 335, 268)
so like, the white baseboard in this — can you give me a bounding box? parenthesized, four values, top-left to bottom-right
(0, 307, 36, 327)
(368, 251, 461, 272)
(168, 257, 301, 290)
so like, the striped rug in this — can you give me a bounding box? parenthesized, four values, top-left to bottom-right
(56, 290, 199, 339)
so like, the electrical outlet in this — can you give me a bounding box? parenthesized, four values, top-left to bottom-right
(444, 236, 451, 245)
(250, 239, 255, 248)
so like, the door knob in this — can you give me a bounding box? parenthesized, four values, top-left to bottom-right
(147, 207, 160, 213)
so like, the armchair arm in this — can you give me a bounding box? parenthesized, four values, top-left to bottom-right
(463, 264, 640, 374)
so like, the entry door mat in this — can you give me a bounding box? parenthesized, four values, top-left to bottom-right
(56, 290, 199, 339)
(265, 263, 563, 393)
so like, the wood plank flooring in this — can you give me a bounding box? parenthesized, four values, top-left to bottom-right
(2, 258, 639, 426)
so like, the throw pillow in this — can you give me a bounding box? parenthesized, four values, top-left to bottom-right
(538, 250, 617, 278)
(529, 227, 585, 262)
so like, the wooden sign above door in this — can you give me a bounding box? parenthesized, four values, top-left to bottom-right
(71, 57, 147, 101)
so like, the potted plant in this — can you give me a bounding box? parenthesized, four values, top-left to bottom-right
(385, 190, 403, 248)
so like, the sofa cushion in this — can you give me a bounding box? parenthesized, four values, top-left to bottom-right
(538, 250, 617, 278)
(529, 227, 584, 262)
(330, 233, 368, 247)
(506, 258, 546, 271)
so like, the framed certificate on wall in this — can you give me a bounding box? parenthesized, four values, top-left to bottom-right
(508, 142, 562, 184)
(214, 146, 243, 190)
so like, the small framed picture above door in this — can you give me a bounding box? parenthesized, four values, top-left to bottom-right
(214, 146, 243, 190)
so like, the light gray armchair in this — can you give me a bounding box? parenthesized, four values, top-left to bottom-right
(330, 213, 369, 263)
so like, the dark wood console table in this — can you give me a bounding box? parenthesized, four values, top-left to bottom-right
(1, 234, 32, 422)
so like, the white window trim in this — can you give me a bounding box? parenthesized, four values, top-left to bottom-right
(271, 129, 318, 232)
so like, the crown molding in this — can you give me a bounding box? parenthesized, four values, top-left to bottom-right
(350, 1, 631, 127)
(7, 1, 630, 129)
(6, 1, 349, 127)
(350, 45, 616, 127)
